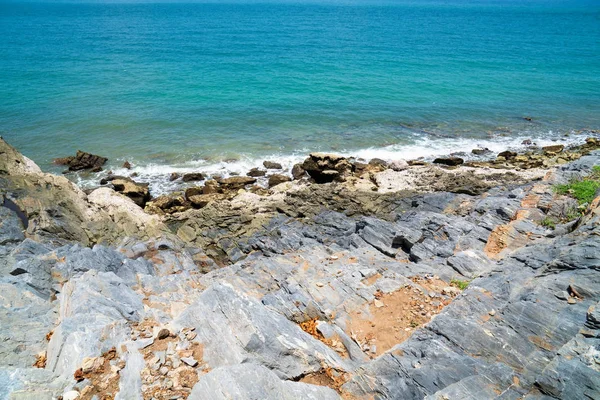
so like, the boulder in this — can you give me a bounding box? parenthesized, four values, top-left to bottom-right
(182, 172, 205, 182)
(188, 193, 226, 208)
(543, 144, 565, 154)
(497, 150, 517, 159)
(368, 158, 388, 169)
(217, 176, 256, 191)
(471, 148, 491, 156)
(122, 161, 132, 169)
(433, 157, 464, 166)
(185, 187, 204, 199)
(54, 150, 107, 172)
(291, 163, 306, 180)
(268, 174, 291, 188)
(203, 179, 221, 194)
(302, 153, 352, 183)
(110, 178, 150, 208)
(389, 160, 409, 171)
(263, 161, 283, 170)
(169, 172, 180, 181)
(247, 168, 266, 177)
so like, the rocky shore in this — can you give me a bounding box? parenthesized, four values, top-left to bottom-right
(1, 136, 600, 399)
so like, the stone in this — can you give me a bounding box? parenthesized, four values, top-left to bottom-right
(302, 153, 352, 183)
(291, 163, 306, 180)
(169, 172, 180, 181)
(157, 329, 170, 340)
(217, 176, 256, 190)
(247, 168, 266, 177)
(498, 150, 517, 159)
(54, 150, 108, 172)
(542, 144, 565, 154)
(185, 187, 204, 199)
(62, 390, 80, 400)
(268, 174, 291, 188)
(389, 159, 409, 171)
(181, 357, 198, 367)
(471, 148, 491, 155)
(263, 161, 283, 170)
(111, 178, 151, 208)
(182, 173, 205, 182)
(433, 157, 463, 166)
(123, 161, 132, 169)
(188, 193, 225, 208)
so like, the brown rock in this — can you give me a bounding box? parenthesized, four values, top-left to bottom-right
(203, 179, 221, 194)
(169, 172, 180, 181)
(268, 174, 291, 188)
(54, 150, 108, 171)
(498, 151, 517, 159)
(542, 144, 564, 154)
(182, 172, 205, 182)
(433, 157, 464, 166)
(263, 160, 283, 169)
(185, 187, 204, 199)
(302, 153, 352, 183)
(156, 328, 170, 340)
(247, 168, 266, 177)
(188, 193, 225, 208)
(123, 161, 132, 169)
(111, 178, 150, 208)
(291, 163, 305, 180)
(217, 176, 256, 190)
(471, 148, 491, 155)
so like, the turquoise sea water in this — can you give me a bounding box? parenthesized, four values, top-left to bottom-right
(1, 1, 599, 191)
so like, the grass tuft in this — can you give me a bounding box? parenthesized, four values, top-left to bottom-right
(553, 164, 600, 205)
(450, 279, 470, 290)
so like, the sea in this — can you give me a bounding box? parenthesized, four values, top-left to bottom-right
(1, 0, 599, 193)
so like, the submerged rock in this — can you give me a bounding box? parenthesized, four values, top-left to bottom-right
(247, 168, 266, 177)
(263, 161, 283, 170)
(182, 172, 205, 182)
(54, 150, 108, 172)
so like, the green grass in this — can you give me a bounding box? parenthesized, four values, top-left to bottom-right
(554, 165, 600, 205)
(450, 279, 470, 290)
(540, 217, 556, 229)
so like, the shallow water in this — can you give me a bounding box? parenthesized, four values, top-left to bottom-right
(1, 0, 599, 192)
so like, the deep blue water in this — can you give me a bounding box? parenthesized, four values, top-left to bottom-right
(1, 1, 599, 190)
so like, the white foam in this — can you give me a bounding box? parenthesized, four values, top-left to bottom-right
(74, 132, 594, 196)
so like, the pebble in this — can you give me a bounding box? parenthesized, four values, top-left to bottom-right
(374, 299, 385, 308)
(489, 310, 496, 316)
(181, 357, 198, 367)
(568, 297, 577, 304)
(62, 391, 80, 400)
(160, 366, 169, 375)
(330, 255, 339, 260)
(157, 328, 171, 340)
(316, 282, 324, 287)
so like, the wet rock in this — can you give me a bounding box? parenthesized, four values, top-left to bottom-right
(368, 158, 388, 170)
(498, 150, 517, 159)
(522, 139, 533, 146)
(217, 176, 256, 191)
(169, 172, 180, 181)
(111, 178, 151, 208)
(433, 157, 464, 166)
(185, 187, 204, 199)
(182, 173, 205, 182)
(263, 161, 283, 170)
(247, 168, 266, 177)
(123, 161, 132, 169)
(268, 174, 291, 188)
(471, 148, 491, 155)
(543, 144, 565, 154)
(291, 163, 306, 180)
(302, 153, 352, 183)
(54, 150, 108, 172)
(203, 179, 221, 194)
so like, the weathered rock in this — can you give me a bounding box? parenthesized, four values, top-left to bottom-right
(498, 150, 517, 159)
(217, 176, 256, 190)
(54, 150, 108, 172)
(433, 157, 463, 166)
(471, 148, 491, 155)
(268, 174, 291, 188)
(247, 168, 266, 177)
(389, 159, 409, 171)
(263, 161, 283, 170)
(188, 193, 225, 209)
(543, 144, 565, 154)
(291, 163, 306, 180)
(169, 172, 180, 181)
(302, 153, 352, 183)
(182, 172, 205, 182)
(111, 178, 150, 208)
(185, 187, 204, 199)
(123, 161, 132, 169)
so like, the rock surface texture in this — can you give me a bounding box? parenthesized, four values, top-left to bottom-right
(1, 137, 600, 400)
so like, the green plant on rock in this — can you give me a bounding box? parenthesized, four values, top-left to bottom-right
(554, 164, 600, 206)
(540, 217, 556, 229)
(450, 279, 470, 290)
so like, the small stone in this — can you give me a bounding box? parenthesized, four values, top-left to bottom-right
(186, 332, 197, 341)
(160, 366, 169, 375)
(316, 282, 324, 287)
(554, 291, 570, 301)
(329, 255, 339, 260)
(157, 328, 171, 340)
(181, 357, 198, 367)
(568, 297, 577, 305)
(123, 161, 132, 169)
(263, 160, 283, 169)
(489, 310, 496, 316)
(374, 299, 385, 308)
(63, 391, 80, 400)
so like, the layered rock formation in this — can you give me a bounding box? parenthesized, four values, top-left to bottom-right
(1, 137, 599, 400)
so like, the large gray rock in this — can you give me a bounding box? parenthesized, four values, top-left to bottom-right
(189, 364, 340, 400)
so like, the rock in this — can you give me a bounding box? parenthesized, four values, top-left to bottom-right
(302, 153, 352, 183)
(217, 176, 256, 190)
(263, 161, 283, 170)
(54, 150, 108, 172)
(111, 178, 150, 208)
(182, 173, 205, 182)
(471, 148, 491, 156)
(433, 157, 463, 166)
(123, 161, 132, 169)
(81, 356, 104, 373)
(203, 179, 221, 194)
(185, 187, 204, 199)
(247, 168, 266, 177)
(498, 151, 517, 159)
(268, 174, 291, 188)
(181, 357, 198, 367)
(543, 144, 565, 154)
(169, 172, 180, 181)
(368, 158, 388, 169)
(389, 160, 409, 171)
(157, 328, 170, 340)
(188, 193, 225, 208)
(291, 163, 306, 180)
(62, 390, 80, 400)
(522, 139, 533, 146)
(189, 364, 340, 400)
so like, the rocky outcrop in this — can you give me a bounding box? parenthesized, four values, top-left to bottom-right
(302, 153, 353, 183)
(111, 178, 150, 208)
(2, 138, 600, 400)
(54, 150, 107, 172)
